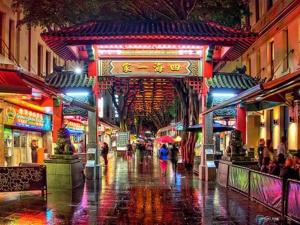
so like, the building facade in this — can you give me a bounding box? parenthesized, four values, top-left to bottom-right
(0, 0, 66, 166)
(221, 0, 300, 153)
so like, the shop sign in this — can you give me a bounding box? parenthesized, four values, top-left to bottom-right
(116, 131, 130, 151)
(4, 105, 51, 131)
(99, 60, 202, 77)
(64, 119, 85, 134)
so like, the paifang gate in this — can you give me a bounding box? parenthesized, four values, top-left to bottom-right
(42, 21, 256, 179)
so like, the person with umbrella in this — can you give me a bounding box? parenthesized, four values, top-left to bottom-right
(159, 144, 169, 176)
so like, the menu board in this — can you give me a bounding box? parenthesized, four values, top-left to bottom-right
(116, 132, 130, 151)
(4, 104, 51, 131)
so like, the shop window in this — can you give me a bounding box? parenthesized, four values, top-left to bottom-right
(269, 41, 275, 77)
(46, 51, 51, 75)
(255, 0, 260, 22)
(8, 19, 15, 60)
(0, 12, 3, 55)
(247, 56, 251, 74)
(282, 29, 289, 72)
(37, 44, 43, 77)
(267, 0, 273, 10)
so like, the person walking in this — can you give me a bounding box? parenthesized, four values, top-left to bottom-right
(170, 143, 179, 174)
(262, 139, 273, 170)
(101, 142, 109, 166)
(277, 136, 287, 158)
(159, 144, 169, 176)
(258, 138, 265, 167)
(127, 142, 133, 159)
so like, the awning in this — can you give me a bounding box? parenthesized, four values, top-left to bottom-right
(203, 70, 300, 115)
(186, 122, 234, 133)
(0, 70, 32, 94)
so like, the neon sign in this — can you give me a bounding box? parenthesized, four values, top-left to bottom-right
(4, 105, 51, 131)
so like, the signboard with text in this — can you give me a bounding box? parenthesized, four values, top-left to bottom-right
(4, 104, 51, 131)
(64, 119, 85, 134)
(99, 60, 202, 77)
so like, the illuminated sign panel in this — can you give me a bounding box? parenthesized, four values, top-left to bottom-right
(64, 119, 85, 134)
(4, 105, 51, 131)
(99, 60, 202, 77)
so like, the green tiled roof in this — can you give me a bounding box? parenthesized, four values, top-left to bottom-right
(206, 72, 257, 90)
(45, 71, 95, 88)
(63, 107, 88, 117)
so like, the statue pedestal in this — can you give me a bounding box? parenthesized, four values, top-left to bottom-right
(45, 157, 84, 190)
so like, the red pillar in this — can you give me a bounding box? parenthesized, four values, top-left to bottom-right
(88, 61, 97, 77)
(236, 104, 247, 144)
(52, 97, 63, 143)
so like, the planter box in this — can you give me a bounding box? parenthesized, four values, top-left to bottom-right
(45, 158, 84, 190)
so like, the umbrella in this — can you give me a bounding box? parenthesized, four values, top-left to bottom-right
(186, 122, 234, 133)
(156, 135, 174, 143)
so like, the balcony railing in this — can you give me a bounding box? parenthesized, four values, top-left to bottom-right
(252, 0, 296, 34)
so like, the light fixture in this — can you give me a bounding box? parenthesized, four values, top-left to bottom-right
(212, 92, 237, 98)
(260, 122, 265, 127)
(74, 67, 82, 75)
(289, 116, 295, 123)
(273, 119, 278, 125)
(66, 92, 89, 97)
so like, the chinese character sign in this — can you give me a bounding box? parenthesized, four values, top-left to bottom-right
(107, 60, 197, 77)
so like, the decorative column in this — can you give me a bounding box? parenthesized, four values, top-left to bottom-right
(52, 97, 63, 143)
(199, 45, 215, 181)
(236, 104, 247, 144)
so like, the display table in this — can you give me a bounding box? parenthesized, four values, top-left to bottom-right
(45, 157, 84, 190)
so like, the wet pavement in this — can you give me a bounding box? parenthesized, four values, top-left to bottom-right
(0, 153, 279, 225)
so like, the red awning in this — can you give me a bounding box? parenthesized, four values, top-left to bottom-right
(0, 70, 32, 94)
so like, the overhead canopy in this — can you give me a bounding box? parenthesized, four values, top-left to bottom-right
(203, 70, 300, 115)
(0, 70, 32, 94)
(186, 122, 234, 132)
(41, 20, 257, 61)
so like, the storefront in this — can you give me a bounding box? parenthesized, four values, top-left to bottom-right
(63, 119, 86, 152)
(3, 103, 52, 166)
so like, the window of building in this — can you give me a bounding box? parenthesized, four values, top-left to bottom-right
(247, 56, 251, 74)
(255, 0, 260, 22)
(269, 41, 275, 77)
(0, 12, 4, 55)
(37, 44, 43, 77)
(267, 0, 273, 10)
(282, 29, 289, 72)
(45, 51, 51, 75)
(53, 57, 57, 70)
(8, 19, 15, 60)
(256, 50, 261, 76)
(28, 27, 31, 71)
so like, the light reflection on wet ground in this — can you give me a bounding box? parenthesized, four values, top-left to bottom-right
(0, 153, 279, 225)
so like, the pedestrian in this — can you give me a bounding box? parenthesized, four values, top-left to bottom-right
(159, 144, 169, 176)
(127, 142, 133, 159)
(139, 143, 146, 164)
(101, 142, 109, 166)
(277, 136, 287, 158)
(261, 157, 270, 173)
(280, 158, 299, 180)
(77, 140, 85, 154)
(263, 139, 273, 163)
(170, 143, 179, 174)
(258, 138, 265, 167)
(30, 140, 38, 163)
